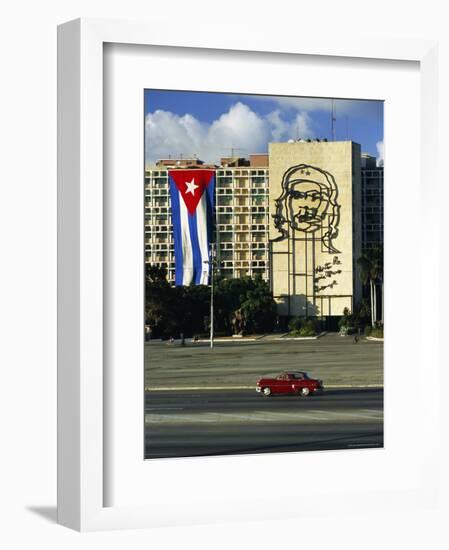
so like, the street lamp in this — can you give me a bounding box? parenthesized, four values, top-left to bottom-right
(204, 243, 217, 349)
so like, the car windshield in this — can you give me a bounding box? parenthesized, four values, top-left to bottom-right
(291, 372, 310, 379)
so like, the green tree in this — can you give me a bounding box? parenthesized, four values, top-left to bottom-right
(357, 247, 383, 327)
(145, 267, 277, 338)
(145, 264, 177, 337)
(175, 284, 210, 337)
(213, 275, 276, 334)
(214, 276, 252, 333)
(240, 276, 277, 333)
(353, 298, 371, 328)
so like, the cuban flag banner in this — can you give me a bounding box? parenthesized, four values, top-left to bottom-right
(168, 169, 215, 286)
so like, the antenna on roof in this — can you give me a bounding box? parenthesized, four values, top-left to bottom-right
(331, 99, 337, 141)
(222, 147, 246, 157)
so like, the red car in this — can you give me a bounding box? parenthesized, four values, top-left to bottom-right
(256, 371, 324, 397)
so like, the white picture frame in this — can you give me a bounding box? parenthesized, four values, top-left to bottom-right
(58, 17, 441, 532)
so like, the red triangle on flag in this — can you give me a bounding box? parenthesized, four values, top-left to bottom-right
(169, 170, 214, 215)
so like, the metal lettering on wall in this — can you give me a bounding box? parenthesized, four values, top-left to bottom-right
(271, 163, 341, 254)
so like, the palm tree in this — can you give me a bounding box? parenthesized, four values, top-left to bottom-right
(357, 247, 383, 327)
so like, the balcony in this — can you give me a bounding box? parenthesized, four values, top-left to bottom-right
(218, 253, 233, 261)
(219, 232, 233, 243)
(216, 199, 233, 207)
(217, 224, 234, 232)
(251, 235, 265, 243)
(251, 180, 267, 187)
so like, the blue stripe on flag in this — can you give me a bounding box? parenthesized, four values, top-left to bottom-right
(169, 176, 184, 285)
(205, 174, 215, 279)
(187, 206, 203, 284)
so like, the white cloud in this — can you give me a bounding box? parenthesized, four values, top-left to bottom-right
(376, 140, 384, 166)
(207, 102, 270, 156)
(145, 102, 315, 165)
(266, 109, 313, 142)
(292, 112, 314, 139)
(266, 109, 290, 141)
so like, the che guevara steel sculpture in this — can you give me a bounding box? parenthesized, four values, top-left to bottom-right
(270, 163, 343, 309)
(271, 163, 341, 253)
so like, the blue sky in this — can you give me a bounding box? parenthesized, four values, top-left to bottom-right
(144, 90, 383, 165)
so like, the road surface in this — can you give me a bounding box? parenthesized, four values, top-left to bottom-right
(145, 387, 383, 459)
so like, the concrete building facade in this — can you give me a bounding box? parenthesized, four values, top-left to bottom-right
(144, 157, 270, 282)
(268, 141, 362, 319)
(360, 153, 384, 253)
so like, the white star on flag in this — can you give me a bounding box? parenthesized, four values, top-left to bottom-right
(185, 178, 199, 196)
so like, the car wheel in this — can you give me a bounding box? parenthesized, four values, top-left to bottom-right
(300, 387, 310, 397)
(262, 387, 272, 396)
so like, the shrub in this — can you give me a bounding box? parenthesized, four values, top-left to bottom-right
(340, 325, 357, 335)
(298, 325, 317, 337)
(338, 308, 361, 333)
(288, 317, 318, 337)
(288, 316, 303, 333)
(371, 327, 384, 338)
(362, 326, 383, 338)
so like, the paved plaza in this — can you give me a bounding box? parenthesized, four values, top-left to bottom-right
(144, 333, 383, 389)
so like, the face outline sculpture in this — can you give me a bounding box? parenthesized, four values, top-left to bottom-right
(272, 164, 341, 253)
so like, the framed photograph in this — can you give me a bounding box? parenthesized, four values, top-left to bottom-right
(58, 18, 440, 531)
(143, 88, 384, 461)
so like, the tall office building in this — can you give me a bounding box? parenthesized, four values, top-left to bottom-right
(268, 140, 362, 319)
(360, 153, 384, 252)
(144, 154, 270, 283)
